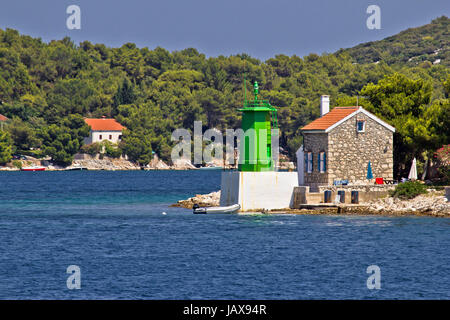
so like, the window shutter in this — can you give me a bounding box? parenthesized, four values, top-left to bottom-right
(304, 153, 308, 172)
(324, 152, 326, 172)
(318, 153, 320, 171)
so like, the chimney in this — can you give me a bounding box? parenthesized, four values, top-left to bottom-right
(320, 95, 330, 116)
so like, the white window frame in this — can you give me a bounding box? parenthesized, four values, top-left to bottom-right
(319, 152, 326, 173)
(307, 152, 313, 173)
(357, 120, 366, 133)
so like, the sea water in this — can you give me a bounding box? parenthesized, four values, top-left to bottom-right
(0, 170, 448, 299)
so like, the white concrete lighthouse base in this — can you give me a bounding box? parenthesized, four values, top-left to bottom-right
(219, 171, 299, 211)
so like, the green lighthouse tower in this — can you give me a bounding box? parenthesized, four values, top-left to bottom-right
(238, 81, 278, 172)
(219, 81, 298, 211)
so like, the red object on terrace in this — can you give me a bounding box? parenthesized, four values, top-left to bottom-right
(84, 118, 125, 131)
(0, 114, 8, 121)
(375, 178, 384, 185)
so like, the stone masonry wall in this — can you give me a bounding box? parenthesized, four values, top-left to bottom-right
(303, 132, 328, 191)
(327, 113, 393, 184)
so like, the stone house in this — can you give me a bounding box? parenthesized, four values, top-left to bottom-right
(297, 96, 395, 191)
(84, 117, 125, 145)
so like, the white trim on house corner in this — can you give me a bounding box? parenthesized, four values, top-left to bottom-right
(324, 107, 395, 133)
(358, 108, 396, 132)
(301, 130, 325, 133)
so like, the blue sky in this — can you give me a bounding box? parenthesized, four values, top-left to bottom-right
(0, 0, 448, 60)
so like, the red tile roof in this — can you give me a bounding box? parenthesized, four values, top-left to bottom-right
(301, 106, 360, 131)
(84, 118, 125, 131)
(0, 114, 8, 121)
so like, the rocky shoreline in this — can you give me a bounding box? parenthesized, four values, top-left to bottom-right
(173, 189, 450, 217)
(0, 152, 298, 172)
(0, 154, 204, 171)
(171, 191, 221, 208)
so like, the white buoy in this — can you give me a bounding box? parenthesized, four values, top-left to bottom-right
(162, 212, 167, 215)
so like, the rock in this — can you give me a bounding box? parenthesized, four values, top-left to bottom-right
(279, 161, 296, 171)
(171, 158, 197, 170)
(366, 189, 450, 216)
(146, 155, 170, 170)
(70, 157, 141, 171)
(172, 191, 221, 209)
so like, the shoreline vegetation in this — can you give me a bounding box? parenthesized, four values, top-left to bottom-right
(0, 17, 448, 180)
(173, 189, 450, 217)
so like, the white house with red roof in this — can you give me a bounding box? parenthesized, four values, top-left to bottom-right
(0, 113, 8, 130)
(297, 95, 395, 191)
(84, 117, 126, 145)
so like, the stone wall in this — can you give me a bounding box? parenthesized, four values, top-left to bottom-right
(302, 132, 328, 191)
(292, 186, 322, 207)
(327, 113, 393, 185)
(292, 184, 394, 206)
(318, 184, 394, 204)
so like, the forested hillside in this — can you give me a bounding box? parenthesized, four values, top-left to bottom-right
(0, 16, 448, 179)
(338, 16, 449, 66)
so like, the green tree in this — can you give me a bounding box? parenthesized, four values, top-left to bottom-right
(119, 130, 153, 166)
(113, 77, 135, 107)
(39, 114, 90, 166)
(361, 73, 435, 177)
(0, 130, 13, 165)
(102, 140, 122, 158)
(6, 117, 40, 152)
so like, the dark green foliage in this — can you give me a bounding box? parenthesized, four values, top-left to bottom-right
(389, 181, 428, 199)
(5, 117, 40, 153)
(80, 142, 102, 156)
(38, 114, 90, 166)
(113, 78, 135, 108)
(102, 140, 122, 158)
(0, 17, 448, 170)
(119, 130, 153, 166)
(80, 140, 122, 158)
(0, 129, 12, 164)
(339, 16, 449, 67)
(360, 73, 449, 177)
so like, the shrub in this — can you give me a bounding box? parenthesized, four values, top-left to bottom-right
(390, 181, 428, 199)
(12, 160, 22, 169)
(102, 141, 122, 158)
(0, 130, 13, 165)
(80, 142, 102, 156)
(119, 131, 153, 166)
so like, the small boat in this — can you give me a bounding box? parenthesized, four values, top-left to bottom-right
(193, 203, 240, 214)
(21, 166, 46, 172)
(199, 163, 223, 170)
(65, 167, 88, 171)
